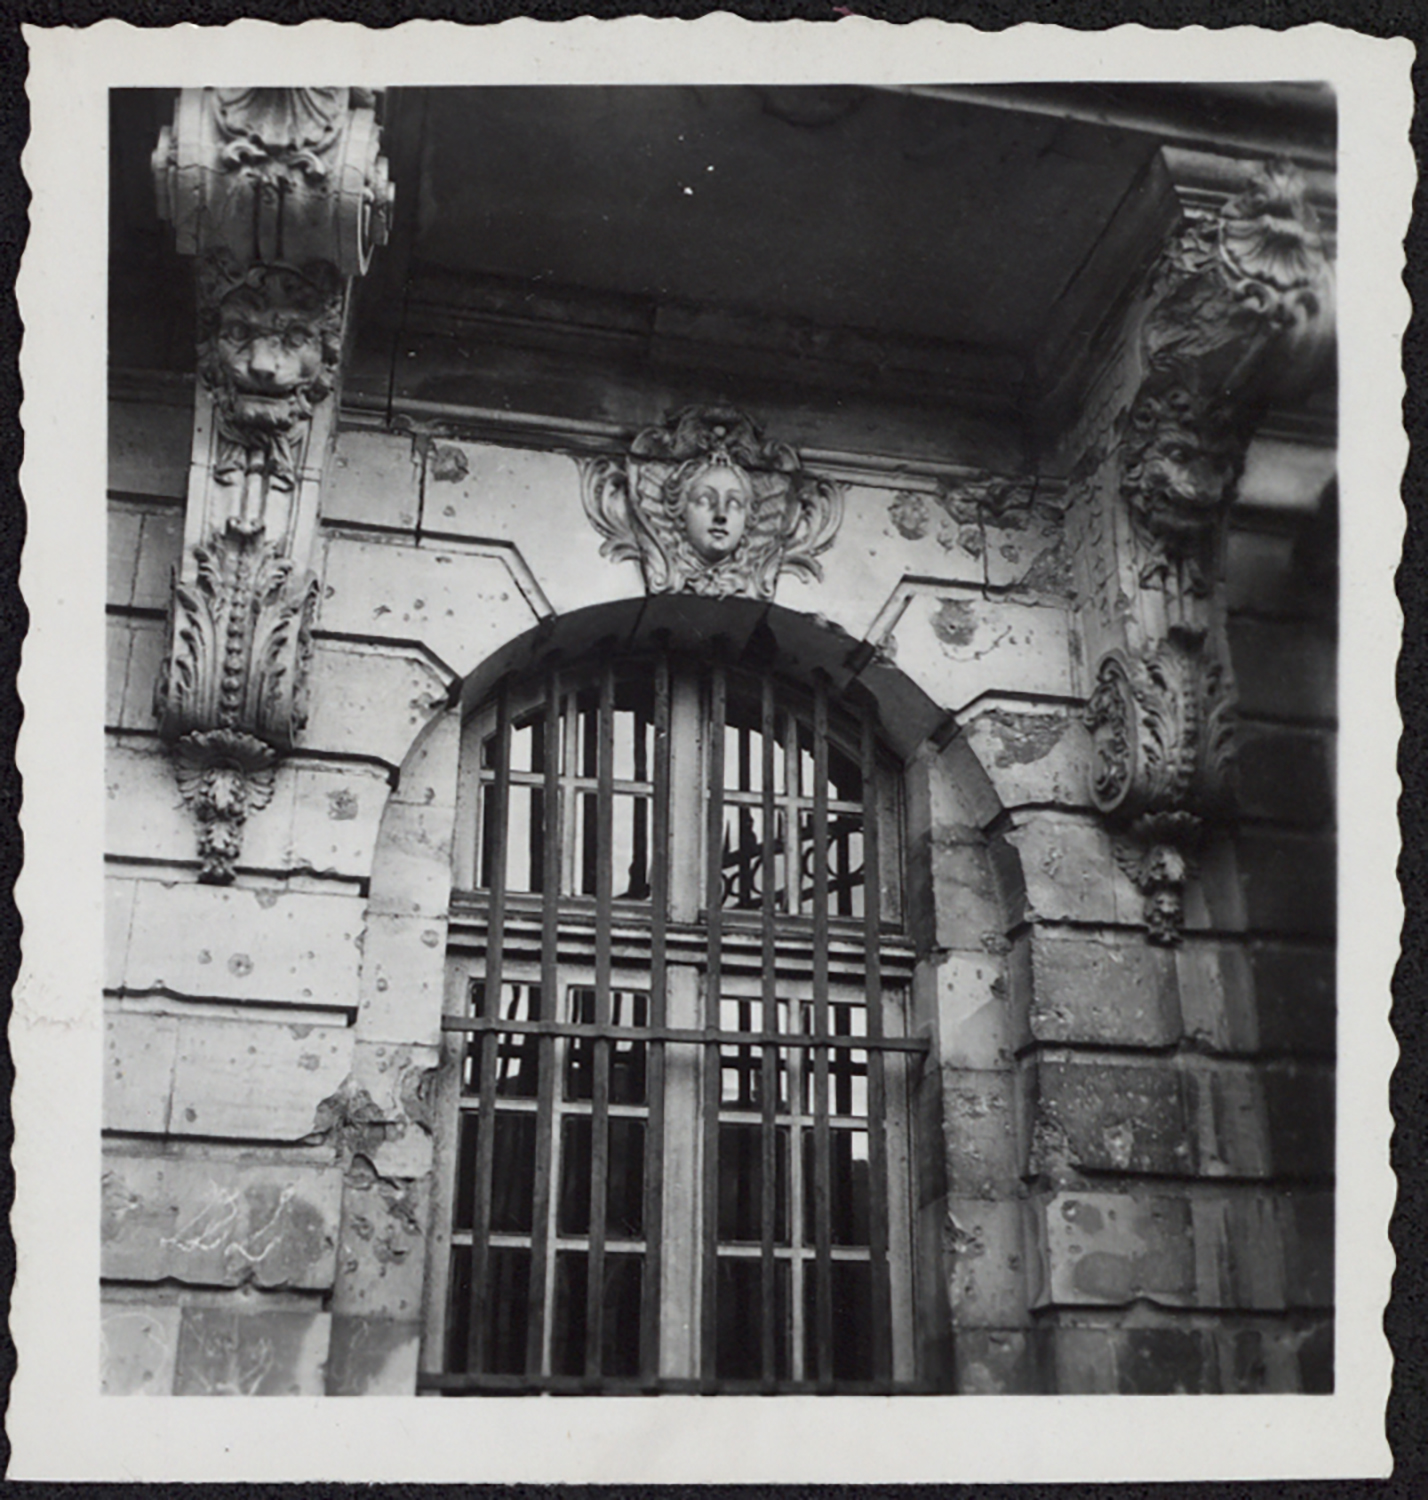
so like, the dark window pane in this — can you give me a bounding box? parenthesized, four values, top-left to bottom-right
(558, 1116, 646, 1239)
(564, 989, 649, 1104)
(552, 1252, 644, 1379)
(453, 1113, 477, 1230)
(606, 1118, 645, 1238)
(446, 1244, 531, 1376)
(829, 1130, 871, 1247)
(491, 1113, 537, 1234)
(485, 1247, 532, 1376)
(718, 1123, 789, 1244)
(830, 1261, 874, 1382)
(558, 1116, 593, 1236)
(464, 984, 541, 1099)
(716, 1257, 790, 1382)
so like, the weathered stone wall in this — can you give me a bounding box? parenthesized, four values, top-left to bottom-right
(104, 311, 1334, 1394)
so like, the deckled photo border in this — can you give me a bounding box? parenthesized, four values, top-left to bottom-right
(13, 17, 1410, 1482)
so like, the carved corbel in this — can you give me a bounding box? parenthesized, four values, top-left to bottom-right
(151, 89, 392, 879)
(1116, 160, 1335, 625)
(580, 404, 844, 600)
(1085, 159, 1333, 941)
(1086, 639, 1237, 943)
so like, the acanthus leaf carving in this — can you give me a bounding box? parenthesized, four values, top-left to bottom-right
(171, 729, 279, 885)
(156, 522, 318, 759)
(580, 404, 844, 601)
(1087, 639, 1236, 943)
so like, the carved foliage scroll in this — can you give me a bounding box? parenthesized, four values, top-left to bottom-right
(1087, 640, 1237, 944)
(581, 405, 844, 600)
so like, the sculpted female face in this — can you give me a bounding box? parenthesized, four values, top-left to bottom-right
(681, 462, 752, 563)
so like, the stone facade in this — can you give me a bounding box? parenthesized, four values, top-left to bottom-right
(103, 86, 1336, 1396)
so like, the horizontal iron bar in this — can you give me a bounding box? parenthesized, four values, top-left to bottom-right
(441, 1014, 930, 1052)
(418, 1372, 932, 1395)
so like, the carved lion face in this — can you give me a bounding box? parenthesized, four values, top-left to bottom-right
(1121, 393, 1240, 544)
(200, 265, 341, 430)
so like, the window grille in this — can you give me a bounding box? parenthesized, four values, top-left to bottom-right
(424, 652, 927, 1393)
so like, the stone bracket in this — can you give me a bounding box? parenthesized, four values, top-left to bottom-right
(150, 88, 393, 880)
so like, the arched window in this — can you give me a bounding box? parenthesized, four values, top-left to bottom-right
(424, 650, 929, 1393)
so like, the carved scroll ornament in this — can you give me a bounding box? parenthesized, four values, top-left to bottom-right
(1086, 640, 1236, 943)
(1118, 160, 1334, 609)
(153, 87, 394, 276)
(581, 405, 844, 600)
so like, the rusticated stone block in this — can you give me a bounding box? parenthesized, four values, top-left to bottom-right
(1237, 830, 1336, 938)
(1003, 814, 1136, 927)
(303, 641, 452, 771)
(1228, 617, 1336, 723)
(1252, 944, 1335, 1057)
(173, 1304, 331, 1396)
(1279, 1191, 1334, 1309)
(1016, 930, 1181, 1049)
(963, 709, 1089, 812)
(319, 534, 540, 682)
(1031, 1057, 1192, 1178)
(1184, 1062, 1271, 1178)
(1214, 1321, 1308, 1393)
(325, 428, 422, 531)
(1263, 1062, 1335, 1178)
(105, 1007, 355, 1143)
(930, 952, 1013, 1070)
(1030, 1192, 1195, 1308)
(122, 881, 365, 1010)
(357, 912, 447, 1049)
(106, 877, 137, 992)
(106, 1010, 179, 1134)
(942, 1069, 1022, 1198)
(952, 1329, 1044, 1394)
(366, 798, 457, 920)
(1175, 940, 1257, 1054)
(331, 1166, 429, 1323)
(1190, 1194, 1286, 1310)
(882, 589, 1075, 712)
(945, 1196, 1029, 1327)
(1052, 1325, 1218, 1394)
(101, 1150, 342, 1289)
(926, 835, 1007, 951)
(101, 1300, 182, 1395)
(1236, 724, 1333, 829)
(325, 1314, 422, 1395)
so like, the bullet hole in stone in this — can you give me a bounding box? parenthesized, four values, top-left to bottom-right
(229, 953, 254, 977)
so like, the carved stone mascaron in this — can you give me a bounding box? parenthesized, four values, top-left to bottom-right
(581, 405, 844, 600)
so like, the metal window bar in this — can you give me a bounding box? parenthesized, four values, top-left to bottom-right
(586, 658, 616, 1378)
(861, 709, 892, 1383)
(465, 677, 512, 1375)
(641, 651, 671, 1380)
(700, 661, 726, 1385)
(524, 667, 563, 1375)
(759, 673, 778, 1385)
(811, 674, 834, 1386)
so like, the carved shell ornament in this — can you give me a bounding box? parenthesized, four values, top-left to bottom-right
(581, 405, 844, 600)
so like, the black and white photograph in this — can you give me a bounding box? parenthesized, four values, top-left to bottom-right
(11, 16, 1407, 1484)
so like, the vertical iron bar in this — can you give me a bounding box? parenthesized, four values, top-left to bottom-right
(466, 677, 512, 1375)
(759, 673, 778, 1385)
(812, 677, 834, 1386)
(586, 659, 616, 1379)
(641, 649, 671, 1381)
(861, 710, 892, 1384)
(700, 662, 727, 1384)
(525, 668, 562, 1376)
